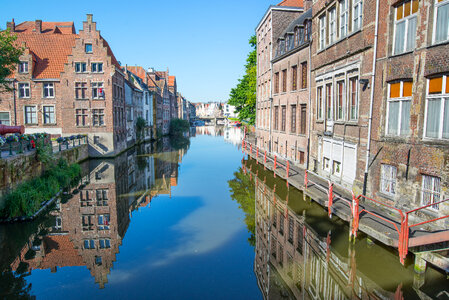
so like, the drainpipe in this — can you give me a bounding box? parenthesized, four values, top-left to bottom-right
(363, 0, 380, 195)
(13, 79, 17, 125)
(306, 36, 312, 170)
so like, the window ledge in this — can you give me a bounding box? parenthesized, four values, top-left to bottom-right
(317, 29, 363, 54)
(377, 191, 396, 201)
(75, 98, 90, 101)
(25, 123, 38, 126)
(315, 120, 324, 124)
(388, 50, 414, 59)
(427, 40, 449, 50)
(421, 137, 449, 146)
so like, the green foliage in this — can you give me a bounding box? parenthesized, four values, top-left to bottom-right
(228, 166, 256, 247)
(35, 138, 53, 165)
(0, 159, 81, 218)
(169, 118, 190, 137)
(0, 268, 34, 299)
(0, 29, 23, 92)
(136, 117, 147, 140)
(169, 135, 190, 150)
(228, 35, 257, 125)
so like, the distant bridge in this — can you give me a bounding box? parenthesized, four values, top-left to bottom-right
(197, 116, 227, 125)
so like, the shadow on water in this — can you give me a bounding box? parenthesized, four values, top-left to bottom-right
(239, 156, 449, 299)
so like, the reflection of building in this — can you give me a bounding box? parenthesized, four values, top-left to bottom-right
(224, 126, 243, 146)
(8, 140, 188, 288)
(195, 126, 224, 137)
(247, 158, 442, 299)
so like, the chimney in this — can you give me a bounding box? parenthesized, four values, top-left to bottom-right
(87, 14, 93, 24)
(147, 67, 155, 73)
(34, 20, 42, 33)
(6, 18, 15, 31)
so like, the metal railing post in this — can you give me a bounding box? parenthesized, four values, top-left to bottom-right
(328, 181, 333, 218)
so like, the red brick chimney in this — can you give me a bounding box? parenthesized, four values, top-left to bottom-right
(34, 20, 42, 33)
(6, 18, 15, 31)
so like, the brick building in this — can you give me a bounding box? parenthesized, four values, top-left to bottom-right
(1, 15, 127, 157)
(268, 8, 312, 167)
(255, 0, 304, 153)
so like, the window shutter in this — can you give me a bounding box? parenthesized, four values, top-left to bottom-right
(429, 77, 443, 94)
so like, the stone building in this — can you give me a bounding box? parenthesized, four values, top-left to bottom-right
(1, 15, 127, 157)
(269, 8, 312, 167)
(255, 0, 304, 153)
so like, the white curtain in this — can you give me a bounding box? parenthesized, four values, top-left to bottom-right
(400, 100, 411, 135)
(406, 17, 417, 51)
(443, 98, 449, 139)
(395, 21, 406, 54)
(426, 98, 441, 138)
(436, 3, 449, 43)
(388, 101, 399, 135)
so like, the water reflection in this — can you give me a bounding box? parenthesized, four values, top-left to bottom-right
(241, 157, 449, 299)
(1, 140, 187, 291)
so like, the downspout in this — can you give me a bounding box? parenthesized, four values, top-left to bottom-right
(363, 0, 380, 195)
(13, 79, 17, 125)
(306, 36, 312, 170)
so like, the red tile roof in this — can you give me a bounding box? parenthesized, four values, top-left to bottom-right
(277, 0, 303, 7)
(127, 66, 147, 82)
(168, 76, 176, 87)
(15, 21, 76, 34)
(39, 235, 84, 269)
(155, 71, 167, 78)
(14, 33, 77, 79)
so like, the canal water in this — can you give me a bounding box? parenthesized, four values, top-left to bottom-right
(0, 126, 448, 299)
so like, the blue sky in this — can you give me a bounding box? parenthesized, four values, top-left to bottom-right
(0, 0, 276, 103)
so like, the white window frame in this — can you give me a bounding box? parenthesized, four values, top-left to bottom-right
(393, 2, 418, 55)
(432, 0, 449, 44)
(348, 76, 359, 120)
(18, 82, 30, 98)
(85, 43, 93, 53)
(319, 15, 326, 50)
(353, 0, 363, 31)
(423, 75, 449, 139)
(92, 109, 105, 127)
(335, 80, 345, 121)
(329, 7, 337, 44)
(0, 111, 11, 125)
(340, 0, 349, 37)
(18, 61, 28, 73)
(91, 82, 105, 99)
(24, 105, 37, 124)
(316, 86, 324, 120)
(75, 62, 87, 73)
(380, 164, 397, 196)
(43, 82, 54, 98)
(386, 81, 412, 136)
(42, 105, 56, 124)
(421, 174, 441, 210)
(91, 62, 103, 73)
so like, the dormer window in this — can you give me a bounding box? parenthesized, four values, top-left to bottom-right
(295, 27, 300, 45)
(18, 61, 28, 73)
(85, 43, 93, 53)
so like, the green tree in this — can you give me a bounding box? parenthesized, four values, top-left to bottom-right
(228, 166, 256, 247)
(0, 29, 23, 91)
(228, 35, 256, 125)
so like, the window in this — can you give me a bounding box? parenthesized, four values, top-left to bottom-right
(95, 256, 102, 265)
(75, 82, 87, 99)
(275, 72, 280, 94)
(274, 106, 279, 130)
(278, 243, 284, 266)
(387, 81, 412, 136)
(281, 106, 286, 131)
(305, 20, 311, 41)
(295, 27, 301, 45)
(333, 160, 342, 176)
(18, 83, 30, 98)
(76, 109, 88, 126)
(99, 239, 111, 249)
(323, 157, 331, 171)
(85, 43, 93, 53)
(297, 223, 304, 253)
(326, 83, 333, 120)
(317, 86, 324, 120)
(92, 109, 104, 126)
(80, 190, 93, 207)
(434, 0, 449, 43)
(75, 62, 87, 73)
(380, 164, 397, 196)
(0, 112, 10, 125)
(340, 0, 349, 37)
(18, 61, 28, 73)
(353, 0, 363, 31)
(301, 62, 307, 89)
(279, 212, 284, 235)
(84, 240, 95, 249)
(24, 106, 37, 124)
(300, 104, 307, 134)
(272, 206, 277, 227)
(96, 189, 108, 206)
(292, 66, 297, 91)
(91, 62, 103, 73)
(82, 215, 94, 231)
(421, 175, 441, 209)
(329, 7, 337, 44)
(299, 150, 305, 164)
(349, 77, 359, 120)
(43, 106, 55, 124)
(394, 0, 418, 55)
(291, 105, 296, 133)
(425, 75, 449, 139)
(282, 69, 287, 92)
(288, 217, 294, 244)
(336, 81, 345, 120)
(43, 83, 54, 98)
(271, 235, 277, 257)
(319, 15, 326, 49)
(98, 214, 110, 230)
(92, 82, 104, 99)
